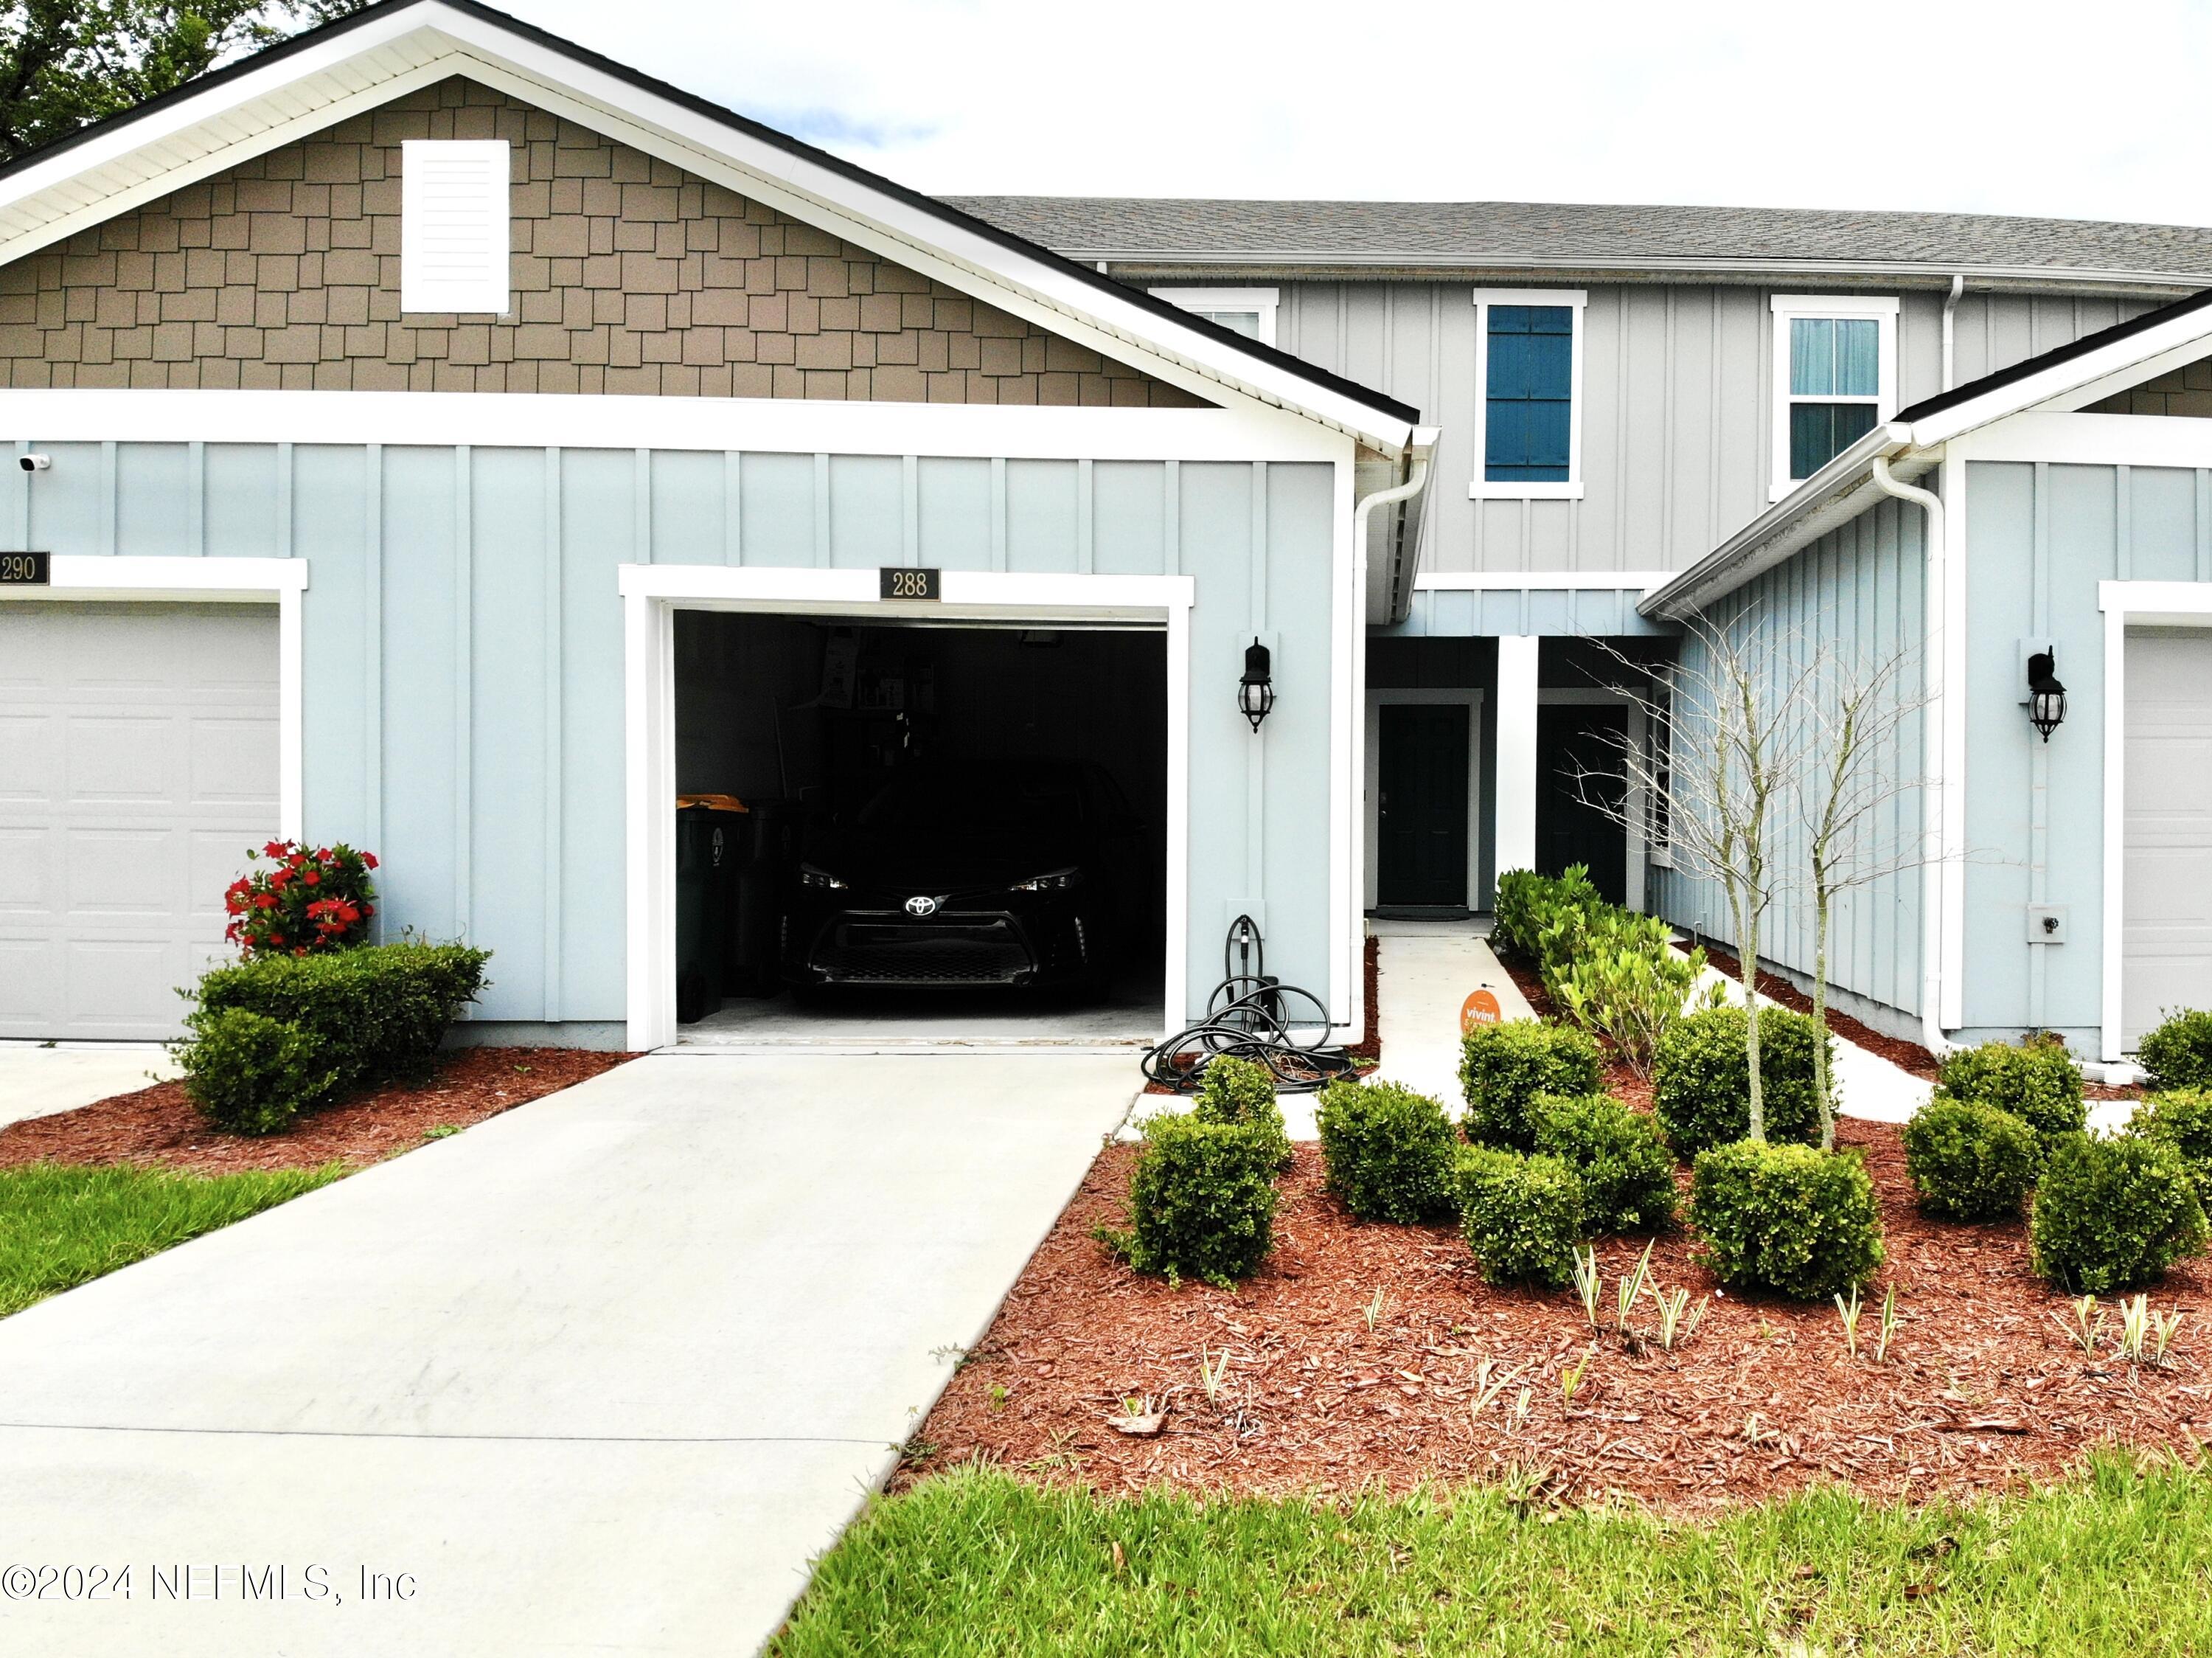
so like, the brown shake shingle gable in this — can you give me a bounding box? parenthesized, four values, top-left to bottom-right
(0, 77, 1206, 403)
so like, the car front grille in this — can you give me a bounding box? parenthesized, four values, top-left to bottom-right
(811, 914, 1034, 985)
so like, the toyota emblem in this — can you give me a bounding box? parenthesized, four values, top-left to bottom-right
(904, 895, 941, 918)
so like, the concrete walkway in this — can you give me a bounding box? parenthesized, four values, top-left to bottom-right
(0, 1041, 177, 1131)
(0, 1051, 1138, 1657)
(1372, 921, 1534, 1109)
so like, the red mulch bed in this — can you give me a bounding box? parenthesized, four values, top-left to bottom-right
(0, 1047, 635, 1175)
(907, 1125, 2212, 1512)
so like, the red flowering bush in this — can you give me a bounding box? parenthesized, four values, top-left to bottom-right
(223, 840, 379, 958)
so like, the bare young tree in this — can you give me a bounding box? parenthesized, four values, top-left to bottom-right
(1573, 612, 1818, 1142)
(1792, 643, 1931, 1150)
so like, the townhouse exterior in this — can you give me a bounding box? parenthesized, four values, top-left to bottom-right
(948, 199, 2212, 1063)
(4, 0, 2209, 1066)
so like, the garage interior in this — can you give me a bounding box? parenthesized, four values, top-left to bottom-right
(671, 610, 1168, 1043)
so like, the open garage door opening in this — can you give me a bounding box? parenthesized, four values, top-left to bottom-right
(669, 610, 1168, 1044)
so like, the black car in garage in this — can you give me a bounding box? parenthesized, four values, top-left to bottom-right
(783, 759, 1147, 991)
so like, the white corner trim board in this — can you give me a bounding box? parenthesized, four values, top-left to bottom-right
(0, 389, 1348, 464)
(3, 555, 308, 839)
(2096, 580, 2212, 1061)
(617, 565, 1197, 1052)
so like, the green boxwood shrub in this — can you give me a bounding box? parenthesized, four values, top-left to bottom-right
(1313, 1079, 1458, 1224)
(2030, 1134, 2209, 1293)
(175, 940, 490, 1136)
(1530, 1092, 1677, 1233)
(2139, 1010, 2212, 1094)
(1099, 1115, 1279, 1287)
(1651, 1005, 1824, 1156)
(1193, 1055, 1294, 1173)
(1935, 1037, 2086, 1142)
(1900, 1097, 2040, 1221)
(1688, 1140, 1884, 1301)
(1459, 1021, 1602, 1151)
(1491, 866, 1601, 964)
(2131, 1089, 2212, 1209)
(1453, 1146, 1585, 1288)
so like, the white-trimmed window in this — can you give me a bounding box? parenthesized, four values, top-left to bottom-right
(400, 139, 512, 315)
(1770, 294, 1898, 497)
(1469, 289, 1586, 500)
(1149, 286, 1278, 346)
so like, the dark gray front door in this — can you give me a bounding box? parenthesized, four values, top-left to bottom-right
(1537, 704, 1628, 906)
(1377, 703, 1469, 908)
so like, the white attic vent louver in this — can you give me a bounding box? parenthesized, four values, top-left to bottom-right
(400, 140, 511, 314)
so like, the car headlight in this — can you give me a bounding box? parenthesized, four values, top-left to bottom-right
(1012, 867, 1082, 892)
(799, 865, 849, 890)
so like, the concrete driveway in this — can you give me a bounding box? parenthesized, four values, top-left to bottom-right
(0, 1041, 178, 1131)
(0, 1051, 1137, 1656)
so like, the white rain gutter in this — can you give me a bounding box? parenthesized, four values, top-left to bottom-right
(1868, 454, 1951, 1059)
(1360, 426, 1441, 625)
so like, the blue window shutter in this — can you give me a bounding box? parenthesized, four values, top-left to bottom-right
(1485, 305, 1572, 482)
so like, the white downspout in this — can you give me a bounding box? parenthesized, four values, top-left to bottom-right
(1356, 426, 1439, 625)
(1941, 274, 1964, 392)
(1870, 451, 1950, 1058)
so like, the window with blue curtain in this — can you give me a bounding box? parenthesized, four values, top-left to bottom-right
(1484, 305, 1573, 482)
(1787, 316, 1879, 479)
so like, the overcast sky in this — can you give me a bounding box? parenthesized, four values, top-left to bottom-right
(510, 0, 2200, 227)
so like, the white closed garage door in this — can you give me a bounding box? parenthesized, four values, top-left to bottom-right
(0, 602, 279, 1041)
(2124, 627, 2212, 1048)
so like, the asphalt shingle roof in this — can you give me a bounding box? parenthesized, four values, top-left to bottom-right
(946, 198, 2212, 285)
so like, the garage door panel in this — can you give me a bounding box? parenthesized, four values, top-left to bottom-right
(0, 601, 276, 1040)
(64, 713, 175, 803)
(0, 937, 59, 1020)
(0, 826, 55, 910)
(63, 938, 190, 1031)
(188, 715, 280, 804)
(2124, 629, 2212, 1047)
(63, 826, 182, 918)
(0, 713, 57, 800)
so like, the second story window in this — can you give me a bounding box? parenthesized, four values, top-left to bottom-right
(1470, 290, 1585, 500)
(1150, 287, 1278, 346)
(1771, 294, 1896, 496)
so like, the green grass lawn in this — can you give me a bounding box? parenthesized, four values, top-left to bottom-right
(0, 1162, 341, 1317)
(774, 1458, 2212, 1656)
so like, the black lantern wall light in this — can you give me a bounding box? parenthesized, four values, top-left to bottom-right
(2026, 648, 2067, 742)
(1238, 637, 1275, 732)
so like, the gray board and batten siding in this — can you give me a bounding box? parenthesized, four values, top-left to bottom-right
(1649, 494, 1930, 1035)
(1267, 282, 2155, 586)
(12, 441, 1339, 1041)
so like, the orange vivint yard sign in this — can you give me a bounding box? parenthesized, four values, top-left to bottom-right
(1461, 989, 1503, 1033)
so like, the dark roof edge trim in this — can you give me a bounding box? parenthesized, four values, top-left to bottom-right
(1895, 283, 2212, 425)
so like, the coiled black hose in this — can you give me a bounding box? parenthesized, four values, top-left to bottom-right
(1139, 915, 1360, 1094)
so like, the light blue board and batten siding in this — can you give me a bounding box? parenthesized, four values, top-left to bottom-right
(15, 441, 1338, 1033)
(1957, 459, 2212, 1048)
(1271, 282, 2152, 586)
(1652, 495, 1928, 1027)
(1390, 586, 1667, 639)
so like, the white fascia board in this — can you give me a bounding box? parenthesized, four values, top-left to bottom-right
(1900, 304, 2212, 448)
(1639, 423, 1928, 618)
(0, 387, 1349, 462)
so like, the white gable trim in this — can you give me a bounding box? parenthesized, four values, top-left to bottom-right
(0, 1, 1415, 457)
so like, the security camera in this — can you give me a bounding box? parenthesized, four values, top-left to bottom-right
(18, 454, 49, 472)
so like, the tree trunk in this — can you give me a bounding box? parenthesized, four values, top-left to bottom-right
(1812, 888, 1834, 1151)
(1742, 902, 1764, 1144)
